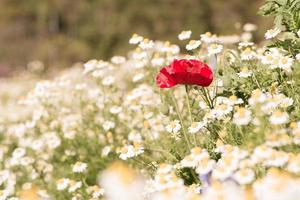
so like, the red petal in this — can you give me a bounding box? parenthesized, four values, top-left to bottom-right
(156, 67, 177, 88)
(190, 65, 213, 87)
(156, 59, 214, 88)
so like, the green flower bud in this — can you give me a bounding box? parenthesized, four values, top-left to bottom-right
(159, 104, 169, 115)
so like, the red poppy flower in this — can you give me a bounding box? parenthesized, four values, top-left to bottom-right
(156, 59, 213, 88)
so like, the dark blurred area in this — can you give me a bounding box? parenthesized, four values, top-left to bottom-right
(0, 0, 271, 75)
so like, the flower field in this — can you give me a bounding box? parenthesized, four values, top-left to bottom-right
(0, 1, 300, 200)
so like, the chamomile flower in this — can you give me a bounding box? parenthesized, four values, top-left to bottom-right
(102, 146, 112, 157)
(178, 30, 192, 40)
(269, 110, 289, 125)
(279, 56, 293, 71)
(287, 155, 300, 173)
(265, 27, 281, 39)
(166, 120, 181, 133)
(68, 181, 82, 193)
(102, 120, 115, 131)
(102, 76, 115, 86)
(240, 47, 257, 60)
(56, 178, 70, 190)
(132, 73, 145, 82)
(87, 186, 105, 198)
(243, 23, 257, 32)
(83, 59, 98, 74)
(0, 190, 9, 200)
(233, 168, 255, 185)
(151, 55, 165, 67)
(109, 106, 122, 114)
(248, 89, 267, 105)
(188, 121, 206, 134)
(129, 33, 143, 44)
(72, 162, 87, 173)
(208, 44, 223, 56)
(237, 67, 252, 78)
(233, 107, 252, 125)
(139, 38, 155, 50)
(200, 32, 217, 43)
(119, 143, 144, 160)
(12, 147, 26, 158)
(212, 165, 233, 181)
(111, 56, 126, 64)
(186, 40, 201, 51)
(195, 157, 216, 175)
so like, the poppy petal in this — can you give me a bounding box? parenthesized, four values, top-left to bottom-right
(156, 68, 177, 88)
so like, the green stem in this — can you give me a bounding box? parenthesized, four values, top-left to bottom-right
(185, 85, 193, 123)
(252, 73, 262, 90)
(185, 85, 198, 146)
(200, 88, 213, 109)
(171, 91, 191, 149)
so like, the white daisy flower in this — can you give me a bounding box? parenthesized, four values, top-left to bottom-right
(186, 40, 201, 51)
(111, 56, 126, 64)
(265, 27, 281, 39)
(151, 56, 165, 67)
(83, 59, 98, 74)
(68, 181, 82, 193)
(102, 76, 115, 86)
(178, 30, 192, 40)
(208, 44, 223, 56)
(233, 107, 252, 125)
(72, 162, 87, 173)
(132, 73, 145, 82)
(243, 23, 257, 32)
(12, 147, 26, 159)
(102, 146, 112, 157)
(241, 47, 257, 60)
(56, 178, 70, 190)
(233, 168, 255, 185)
(241, 32, 253, 41)
(102, 120, 115, 131)
(139, 39, 154, 50)
(279, 56, 293, 70)
(200, 32, 217, 43)
(237, 67, 252, 78)
(109, 106, 122, 114)
(166, 120, 181, 133)
(188, 121, 206, 134)
(287, 156, 300, 173)
(269, 110, 289, 125)
(119, 145, 135, 160)
(211, 165, 233, 181)
(129, 33, 143, 44)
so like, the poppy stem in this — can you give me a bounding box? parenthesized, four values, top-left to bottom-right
(185, 85, 193, 123)
(171, 92, 191, 149)
(185, 85, 198, 146)
(200, 88, 213, 109)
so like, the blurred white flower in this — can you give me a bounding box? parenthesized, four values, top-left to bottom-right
(166, 120, 181, 133)
(265, 27, 281, 39)
(186, 40, 201, 51)
(269, 110, 289, 125)
(72, 162, 87, 173)
(129, 33, 143, 44)
(178, 30, 192, 40)
(208, 44, 223, 56)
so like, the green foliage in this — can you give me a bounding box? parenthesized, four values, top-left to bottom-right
(259, 0, 300, 56)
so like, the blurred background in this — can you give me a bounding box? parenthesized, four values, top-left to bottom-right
(0, 0, 272, 75)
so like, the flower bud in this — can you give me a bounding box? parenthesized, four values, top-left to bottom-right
(159, 104, 169, 115)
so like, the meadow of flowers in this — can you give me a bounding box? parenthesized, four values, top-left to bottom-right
(0, 1, 300, 200)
